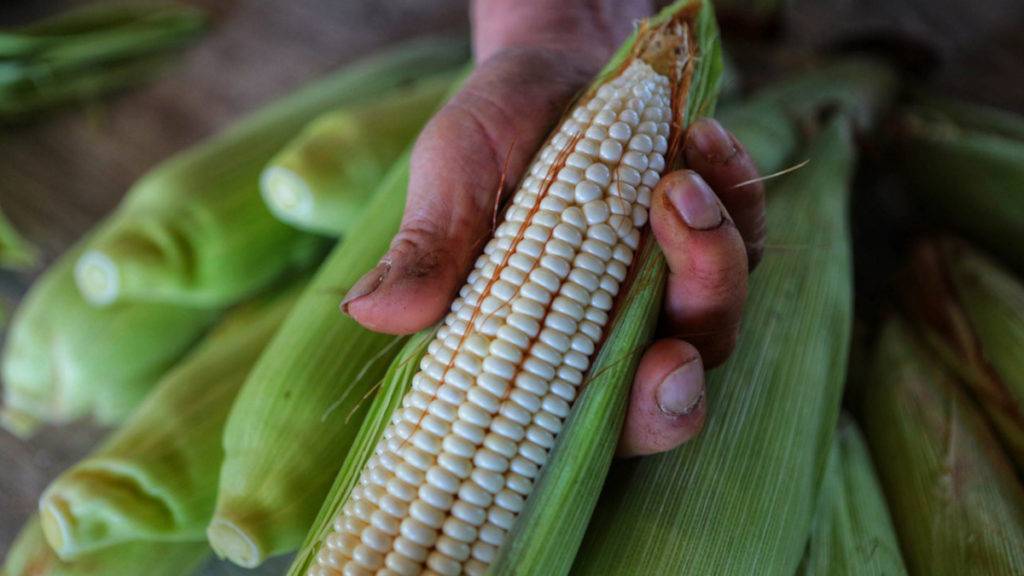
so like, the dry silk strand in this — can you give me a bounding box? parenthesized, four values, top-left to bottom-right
(309, 31, 688, 576)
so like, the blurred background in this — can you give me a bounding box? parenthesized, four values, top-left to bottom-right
(1, 0, 1022, 572)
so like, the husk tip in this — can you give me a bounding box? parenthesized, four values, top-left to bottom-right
(207, 517, 265, 569)
(260, 166, 315, 224)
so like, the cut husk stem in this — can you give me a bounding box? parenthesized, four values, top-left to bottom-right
(37, 277, 304, 559)
(1, 515, 208, 576)
(899, 99, 1024, 273)
(261, 68, 460, 235)
(75, 36, 468, 308)
(797, 415, 907, 575)
(861, 318, 1024, 575)
(1, 237, 218, 437)
(208, 153, 417, 568)
(901, 237, 1024, 473)
(572, 115, 855, 575)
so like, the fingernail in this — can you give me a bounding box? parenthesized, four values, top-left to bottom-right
(667, 171, 723, 230)
(689, 119, 737, 164)
(656, 357, 705, 416)
(341, 261, 390, 314)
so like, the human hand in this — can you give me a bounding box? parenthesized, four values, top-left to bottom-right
(341, 0, 766, 457)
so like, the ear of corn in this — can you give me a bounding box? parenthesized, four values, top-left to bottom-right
(572, 115, 854, 575)
(207, 154, 415, 568)
(901, 238, 1024, 472)
(296, 3, 724, 575)
(1, 238, 219, 437)
(899, 100, 1024, 273)
(1, 515, 208, 576)
(861, 318, 1024, 575)
(798, 415, 907, 576)
(287, 330, 434, 576)
(261, 69, 460, 235)
(0, 2, 207, 123)
(36, 277, 304, 560)
(73, 37, 468, 308)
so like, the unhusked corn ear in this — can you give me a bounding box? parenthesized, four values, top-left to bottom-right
(262, 68, 460, 235)
(798, 415, 906, 576)
(208, 155, 415, 568)
(37, 277, 304, 559)
(574, 115, 854, 576)
(901, 238, 1024, 472)
(74, 37, 468, 308)
(1, 235, 218, 437)
(899, 99, 1024, 273)
(306, 4, 716, 575)
(2, 515, 208, 576)
(862, 318, 1024, 575)
(718, 57, 897, 175)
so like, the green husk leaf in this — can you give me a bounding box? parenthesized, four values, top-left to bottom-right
(901, 238, 1024, 473)
(798, 415, 907, 576)
(75, 36, 468, 308)
(490, 2, 722, 573)
(1, 236, 219, 437)
(209, 154, 414, 568)
(261, 68, 462, 235)
(573, 115, 855, 575)
(285, 330, 434, 576)
(0, 204, 38, 270)
(37, 277, 304, 559)
(899, 100, 1024, 273)
(1, 515, 208, 576)
(861, 318, 1024, 575)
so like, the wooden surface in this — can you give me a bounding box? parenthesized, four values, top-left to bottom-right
(1, 0, 1023, 572)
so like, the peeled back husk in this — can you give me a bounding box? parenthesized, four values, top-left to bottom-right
(1, 515, 208, 576)
(861, 318, 1024, 575)
(261, 68, 460, 235)
(74, 36, 468, 308)
(1, 238, 218, 437)
(572, 115, 855, 575)
(37, 277, 304, 559)
(901, 237, 1024, 473)
(797, 415, 907, 576)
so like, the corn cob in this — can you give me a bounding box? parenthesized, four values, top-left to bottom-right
(572, 115, 854, 575)
(262, 70, 459, 235)
(36, 277, 303, 559)
(1, 238, 218, 437)
(1, 515, 208, 576)
(208, 154, 417, 568)
(74, 37, 468, 308)
(861, 318, 1024, 575)
(901, 238, 1024, 472)
(0, 2, 207, 123)
(798, 415, 907, 576)
(300, 4, 722, 575)
(899, 100, 1024, 273)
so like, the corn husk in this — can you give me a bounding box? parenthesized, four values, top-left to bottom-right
(1, 239, 218, 437)
(901, 238, 1024, 473)
(861, 318, 1024, 575)
(285, 330, 433, 576)
(798, 415, 907, 575)
(0, 2, 207, 123)
(0, 204, 38, 271)
(36, 277, 304, 560)
(899, 100, 1024, 273)
(1, 516, 208, 576)
(572, 115, 855, 575)
(261, 68, 459, 235)
(207, 154, 415, 568)
(74, 37, 468, 308)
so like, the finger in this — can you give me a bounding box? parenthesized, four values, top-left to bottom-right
(651, 170, 749, 367)
(617, 339, 707, 458)
(342, 49, 594, 334)
(684, 118, 766, 268)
